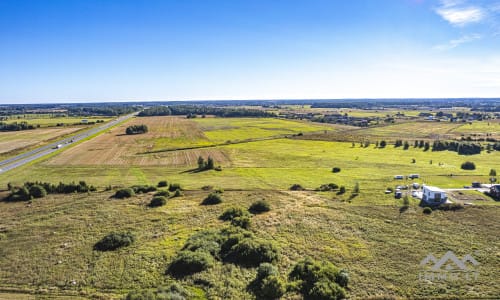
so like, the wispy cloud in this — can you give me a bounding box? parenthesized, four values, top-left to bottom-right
(436, 6, 485, 26)
(433, 33, 481, 51)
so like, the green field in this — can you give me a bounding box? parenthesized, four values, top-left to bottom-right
(4, 116, 112, 127)
(0, 116, 499, 299)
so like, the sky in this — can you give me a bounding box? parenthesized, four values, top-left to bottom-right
(0, 0, 499, 104)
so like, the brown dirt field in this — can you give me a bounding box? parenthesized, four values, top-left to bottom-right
(0, 127, 83, 154)
(45, 116, 230, 167)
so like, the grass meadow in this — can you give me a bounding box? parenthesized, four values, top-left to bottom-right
(0, 116, 499, 299)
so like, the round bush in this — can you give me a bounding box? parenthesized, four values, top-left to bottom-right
(154, 190, 170, 197)
(332, 167, 341, 173)
(225, 238, 279, 267)
(290, 184, 305, 191)
(94, 232, 135, 251)
(461, 161, 476, 170)
(173, 189, 183, 197)
(157, 180, 168, 187)
(257, 275, 286, 300)
(29, 185, 47, 198)
(168, 250, 214, 277)
(249, 200, 271, 214)
(220, 207, 247, 221)
(169, 183, 182, 192)
(231, 216, 251, 229)
(114, 188, 135, 199)
(307, 279, 346, 300)
(423, 207, 433, 214)
(201, 193, 222, 205)
(149, 196, 167, 207)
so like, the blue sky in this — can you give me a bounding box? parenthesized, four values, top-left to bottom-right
(0, 0, 499, 103)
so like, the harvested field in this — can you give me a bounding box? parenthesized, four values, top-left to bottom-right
(0, 127, 83, 154)
(45, 116, 229, 167)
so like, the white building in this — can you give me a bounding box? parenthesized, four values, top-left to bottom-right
(422, 185, 447, 205)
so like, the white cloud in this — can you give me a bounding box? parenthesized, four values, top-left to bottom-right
(436, 6, 485, 26)
(433, 33, 481, 50)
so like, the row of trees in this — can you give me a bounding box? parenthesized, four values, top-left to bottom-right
(0, 121, 35, 131)
(6, 181, 95, 201)
(138, 105, 275, 118)
(432, 141, 482, 155)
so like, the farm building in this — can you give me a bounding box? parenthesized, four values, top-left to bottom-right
(422, 185, 447, 205)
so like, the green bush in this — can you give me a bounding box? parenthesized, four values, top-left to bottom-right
(249, 263, 286, 300)
(307, 279, 346, 300)
(289, 258, 348, 300)
(423, 207, 432, 214)
(114, 188, 135, 199)
(157, 180, 168, 187)
(169, 183, 182, 192)
(182, 230, 223, 257)
(332, 167, 341, 173)
(231, 216, 251, 229)
(461, 161, 476, 170)
(317, 183, 339, 191)
(168, 250, 214, 277)
(131, 185, 157, 194)
(154, 190, 170, 197)
(94, 232, 135, 251)
(149, 196, 167, 207)
(201, 193, 222, 205)
(337, 186, 346, 195)
(290, 184, 305, 191)
(126, 283, 190, 300)
(173, 189, 183, 197)
(224, 238, 279, 267)
(29, 185, 47, 198)
(219, 207, 248, 221)
(249, 200, 271, 214)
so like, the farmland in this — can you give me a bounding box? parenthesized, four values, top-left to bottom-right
(0, 127, 83, 159)
(0, 114, 499, 299)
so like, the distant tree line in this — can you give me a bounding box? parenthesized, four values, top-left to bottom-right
(432, 141, 482, 155)
(138, 105, 275, 118)
(126, 124, 148, 135)
(67, 105, 141, 116)
(0, 121, 35, 131)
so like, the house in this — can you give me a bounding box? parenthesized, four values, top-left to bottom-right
(422, 186, 447, 205)
(490, 185, 500, 199)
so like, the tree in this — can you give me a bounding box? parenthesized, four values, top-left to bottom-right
(379, 140, 387, 148)
(352, 182, 360, 194)
(461, 161, 476, 170)
(206, 156, 214, 170)
(29, 185, 47, 198)
(197, 156, 205, 170)
(403, 141, 410, 150)
(490, 169, 497, 177)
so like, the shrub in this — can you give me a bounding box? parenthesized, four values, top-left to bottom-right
(157, 180, 168, 187)
(220, 207, 248, 221)
(114, 188, 135, 199)
(131, 185, 157, 194)
(125, 124, 148, 135)
(423, 207, 432, 214)
(154, 190, 170, 197)
(249, 264, 286, 299)
(169, 183, 182, 192)
(337, 186, 346, 195)
(126, 283, 189, 300)
(201, 193, 222, 205)
(149, 196, 167, 207)
(249, 200, 271, 214)
(290, 184, 305, 191)
(6, 186, 31, 201)
(289, 258, 348, 300)
(28, 185, 47, 198)
(182, 230, 223, 257)
(231, 216, 251, 229)
(317, 183, 339, 191)
(168, 250, 214, 277)
(307, 279, 346, 300)
(332, 167, 341, 173)
(173, 189, 183, 197)
(224, 238, 279, 267)
(94, 232, 135, 251)
(438, 203, 464, 211)
(461, 161, 476, 170)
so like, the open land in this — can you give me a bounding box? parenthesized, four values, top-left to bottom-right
(0, 113, 499, 299)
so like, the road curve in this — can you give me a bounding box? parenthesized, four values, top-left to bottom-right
(0, 113, 136, 174)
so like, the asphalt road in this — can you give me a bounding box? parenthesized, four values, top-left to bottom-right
(0, 113, 136, 174)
